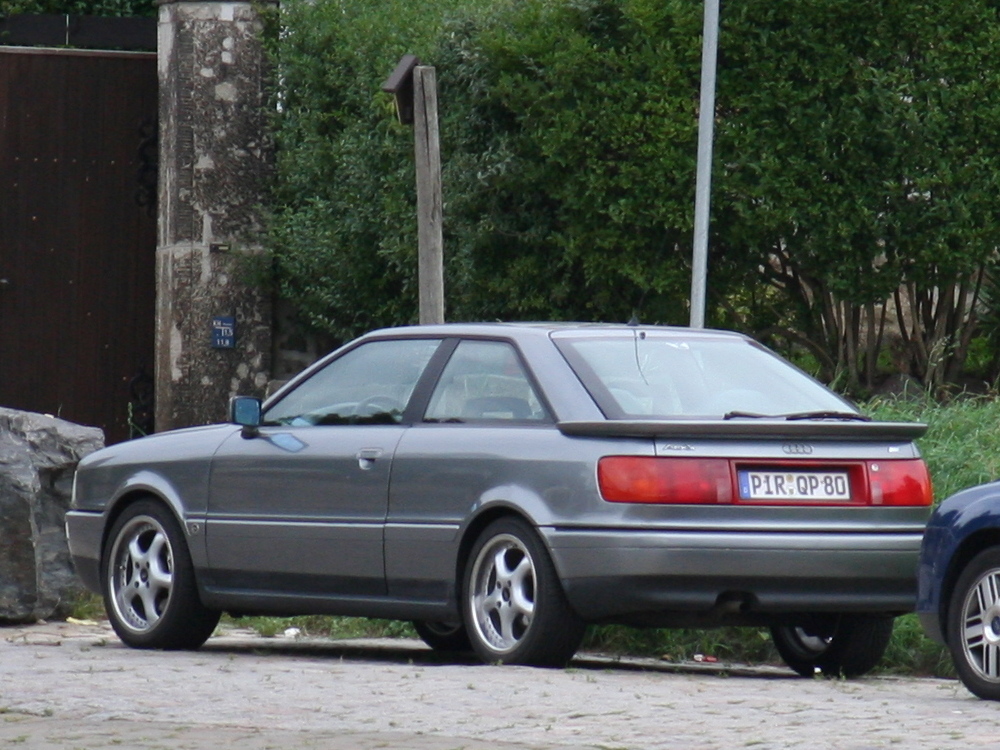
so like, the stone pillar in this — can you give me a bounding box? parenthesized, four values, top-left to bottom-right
(155, 0, 273, 431)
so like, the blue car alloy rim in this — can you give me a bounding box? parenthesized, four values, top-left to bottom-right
(960, 568, 1000, 683)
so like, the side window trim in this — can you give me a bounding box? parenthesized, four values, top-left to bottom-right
(401, 337, 460, 424)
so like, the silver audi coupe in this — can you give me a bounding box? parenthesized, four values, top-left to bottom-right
(66, 323, 932, 675)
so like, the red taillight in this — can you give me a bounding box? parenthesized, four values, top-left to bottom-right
(598, 456, 733, 504)
(598, 456, 933, 507)
(868, 458, 933, 506)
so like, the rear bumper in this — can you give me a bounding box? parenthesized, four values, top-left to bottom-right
(544, 527, 921, 622)
(65, 510, 105, 594)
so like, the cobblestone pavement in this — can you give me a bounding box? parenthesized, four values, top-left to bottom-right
(1, 619, 999, 749)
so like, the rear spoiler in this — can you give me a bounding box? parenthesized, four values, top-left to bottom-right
(557, 419, 928, 441)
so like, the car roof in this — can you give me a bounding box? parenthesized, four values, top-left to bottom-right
(362, 322, 751, 342)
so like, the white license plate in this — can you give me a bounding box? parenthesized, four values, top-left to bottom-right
(738, 470, 851, 501)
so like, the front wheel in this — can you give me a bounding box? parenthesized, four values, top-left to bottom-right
(771, 614, 894, 677)
(463, 517, 585, 667)
(946, 547, 1000, 700)
(102, 499, 220, 650)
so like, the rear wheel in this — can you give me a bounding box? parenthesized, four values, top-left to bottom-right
(771, 614, 894, 677)
(946, 547, 1000, 700)
(102, 499, 219, 650)
(463, 517, 585, 667)
(412, 620, 471, 652)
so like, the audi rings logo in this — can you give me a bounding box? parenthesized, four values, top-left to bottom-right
(782, 443, 814, 455)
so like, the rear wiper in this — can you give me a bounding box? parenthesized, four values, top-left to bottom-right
(723, 410, 870, 422)
(782, 410, 871, 422)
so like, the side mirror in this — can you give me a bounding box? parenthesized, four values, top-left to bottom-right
(229, 396, 262, 438)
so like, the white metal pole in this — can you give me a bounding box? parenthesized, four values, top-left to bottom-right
(689, 0, 720, 329)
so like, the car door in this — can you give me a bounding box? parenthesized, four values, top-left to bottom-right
(204, 337, 442, 598)
(386, 338, 557, 603)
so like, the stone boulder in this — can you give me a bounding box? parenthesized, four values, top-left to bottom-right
(0, 408, 104, 622)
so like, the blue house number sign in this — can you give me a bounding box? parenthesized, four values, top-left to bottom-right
(211, 316, 236, 349)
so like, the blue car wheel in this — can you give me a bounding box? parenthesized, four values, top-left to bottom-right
(947, 547, 1000, 701)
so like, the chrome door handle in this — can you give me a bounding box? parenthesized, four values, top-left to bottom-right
(356, 448, 384, 469)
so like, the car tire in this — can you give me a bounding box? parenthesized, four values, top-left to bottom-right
(771, 614, 894, 677)
(412, 620, 471, 652)
(102, 499, 220, 650)
(463, 517, 585, 667)
(946, 547, 1000, 700)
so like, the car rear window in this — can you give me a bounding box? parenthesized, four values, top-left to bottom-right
(552, 331, 854, 420)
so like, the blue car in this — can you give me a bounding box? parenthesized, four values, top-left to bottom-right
(918, 482, 1000, 699)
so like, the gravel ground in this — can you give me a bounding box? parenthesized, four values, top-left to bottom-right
(1, 619, 998, 749)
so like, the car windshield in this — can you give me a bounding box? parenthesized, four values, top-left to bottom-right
(553, 330, 855, 420)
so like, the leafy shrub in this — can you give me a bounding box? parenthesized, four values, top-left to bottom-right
(268, 0, 711, 342)
(1, 0, 152, 16)
(437, 0, 704, 324)
(269, 0, 1000, 399)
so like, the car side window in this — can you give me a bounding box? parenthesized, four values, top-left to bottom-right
(263, 339, 441, 426)
(424, 340, 549, 423)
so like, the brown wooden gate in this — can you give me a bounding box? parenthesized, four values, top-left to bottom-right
(0, 46, 157, 443)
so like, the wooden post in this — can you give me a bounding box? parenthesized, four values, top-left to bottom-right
(413, 66, 444, 325)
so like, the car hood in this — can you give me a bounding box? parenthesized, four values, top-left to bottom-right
(78, 423, 239, 469)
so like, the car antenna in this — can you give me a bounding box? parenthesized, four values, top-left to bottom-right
(627, 314, 640, 326)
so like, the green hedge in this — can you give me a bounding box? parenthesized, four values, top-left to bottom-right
(267, 0, 709, 340)
(268, 0, 1000, 395)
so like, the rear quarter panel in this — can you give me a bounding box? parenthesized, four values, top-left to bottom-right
(384, 424, 654, 601)
(385, 423, 928, 608)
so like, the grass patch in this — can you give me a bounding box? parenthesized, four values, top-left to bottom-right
(880, 613, 953, 677)
(68, 591, 105, 621)
(582, 624, 779, 665)
(223, 614, 416, 640)
(865, 393, 1000, 501)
